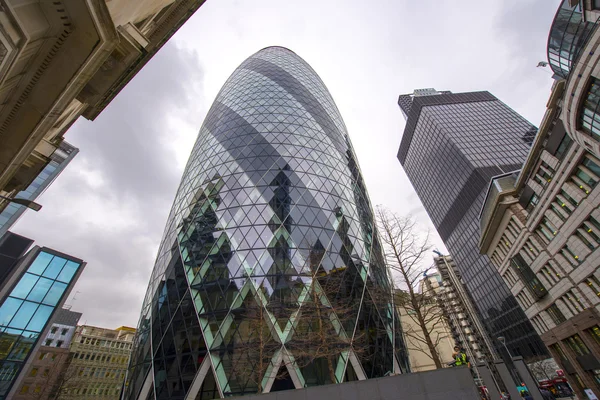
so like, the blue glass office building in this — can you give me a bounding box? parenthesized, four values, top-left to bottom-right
(0, 232, 85, 398)
(125, 47, 407, 400)
(0, 141, 78, 237)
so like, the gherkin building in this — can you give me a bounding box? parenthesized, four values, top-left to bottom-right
(124, 46, 408, 400)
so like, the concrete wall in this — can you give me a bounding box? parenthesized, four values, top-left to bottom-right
(230, 367, 480, 400)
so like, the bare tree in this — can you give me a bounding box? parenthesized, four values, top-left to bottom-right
(290, 272, 365, 384)
(528, 358, 560, 381)
(227, 293, 288, 394)
(376, 206, 446, 369)
(19, 352, 83, 400)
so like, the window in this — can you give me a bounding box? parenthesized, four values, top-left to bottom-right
(547, 303, 567, 325)
(582, 216, 600, 244)
(564, 334, 590, 356)
(594, 0, 600, 10)
(526, 194, 540, 212)
(589, 326, 600, 346)
(510, 254, 547, 299)
(573, 154, 600, 193)
(561, 290, 584, 315)
(29, 368, 38, 377)
(581, 77, 600, 138)
(45, 339, 52, 346)
(541, 265, 561, 284)
(20, 385, 29, 394)
(586, 275, 600, 298)
(534, 162, 554, 186)
(541, 218, 558, 237)
(61, 328, 68, 336)
(56, 340, 63, 347)
(555, 134, 573, 159)
(550, 343, 568, 361)
(51, 327, 57, 334)
(561, 245, 581, 266)
(38, 352, 46, 361)
(560, 189, 578, 207)
(551, 203, 568, 221)
(575, 228, 596, 250)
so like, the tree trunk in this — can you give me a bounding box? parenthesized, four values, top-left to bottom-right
(412, 297, 443, 369)
(385, 225, 444, 369)
(327, 356, 336, 384)
(314, 286, 337, 384)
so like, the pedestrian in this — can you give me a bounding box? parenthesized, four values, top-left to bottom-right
(451, 346, 470, 367)
(538, 387, 555, 400)
(520, 389, 533, 400)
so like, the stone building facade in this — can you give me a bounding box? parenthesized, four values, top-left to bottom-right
(0, 0, 207, 213)
(62, 325, 136, 399)
(14, 308, 82, 400)
(479, 2, 600, 398)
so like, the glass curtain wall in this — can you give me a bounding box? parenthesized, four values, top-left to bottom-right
(124, 47, 408, 400)
(0, 250, 83, 398)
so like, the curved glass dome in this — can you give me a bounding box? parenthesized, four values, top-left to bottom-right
(124, 46, 407, 400)
(547, 0, 598, 79)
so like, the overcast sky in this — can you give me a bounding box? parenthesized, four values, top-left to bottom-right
(12, 0, 560, 328)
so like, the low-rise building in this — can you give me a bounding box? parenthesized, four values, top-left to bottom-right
(479, 2, 600, 398)
(14, 307, 82, 399)
(62, 325, 136, 399)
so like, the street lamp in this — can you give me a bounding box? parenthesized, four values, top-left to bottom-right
(497, 336, 513, 359)
(0, 195, 42, 212)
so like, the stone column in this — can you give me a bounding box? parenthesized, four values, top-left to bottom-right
(512, 356, 544, 400)
(475, 362, 501, 400)
(494, 360, 521, 399)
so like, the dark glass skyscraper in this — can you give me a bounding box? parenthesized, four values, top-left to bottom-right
(397, 89, 548, 363)
(125, 47, 407, 400)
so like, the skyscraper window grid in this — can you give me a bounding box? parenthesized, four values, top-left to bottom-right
(398, 90, 549, 363)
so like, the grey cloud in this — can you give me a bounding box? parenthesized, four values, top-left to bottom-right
(12, 41, 206, 328)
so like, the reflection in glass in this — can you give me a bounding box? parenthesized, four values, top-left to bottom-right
(25, 305, 52, 332)
(9, 302, 37, 330)
(10, 274, 38, 299)
(547, 0, 598, 78)
(57, 261, 79, 283)
(0, 299, 22, 327)
(25, 277, 52, 303)
(42, 256, 67, 280)
(0, 249, 82, 399)
(27, 252, 52, 275)
(42, 281, 67, 306)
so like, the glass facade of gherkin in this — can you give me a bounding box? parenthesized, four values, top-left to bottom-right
(124, 46, 408, 400)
